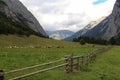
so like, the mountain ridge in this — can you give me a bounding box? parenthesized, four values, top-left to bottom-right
(46, 30, 74, 40)
(83, 0, 120, 40)
(0, 0, 47, 37)
(64, 16, 106, 41)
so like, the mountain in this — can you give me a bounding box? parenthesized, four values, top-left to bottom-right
(84, 0, 120, 40)
(64, 17, 106, 41)
(45, 31, 52, 35)
(0, 0, 47, 37)
(47, 30, 74, 40)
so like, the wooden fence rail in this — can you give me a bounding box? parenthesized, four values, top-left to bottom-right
(64, 46, 112, 73)
(0, 46, 112, 80)
(9, 63, 67, 80)
(5, 58, 65, 74)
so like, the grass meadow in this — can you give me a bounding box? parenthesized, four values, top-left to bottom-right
(0, 35, 119, 80)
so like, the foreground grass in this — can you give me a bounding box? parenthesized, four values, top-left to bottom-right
(1, 35, 119, 80)
(16, 46, 119, 80)
(86, 46, 120, 80)
(49, 46, 120, 80)
(0, 35, 104, 79)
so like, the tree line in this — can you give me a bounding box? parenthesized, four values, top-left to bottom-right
(73, 36, 117, 45)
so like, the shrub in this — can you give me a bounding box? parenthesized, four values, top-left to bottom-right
(80, 39, 85, 45)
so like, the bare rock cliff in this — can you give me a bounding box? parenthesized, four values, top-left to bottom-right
(0, 0, 47, 37)
(84, 0, 120, 40)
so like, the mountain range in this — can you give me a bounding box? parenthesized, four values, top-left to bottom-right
(46, 30, 74, 40)
(0, 0, 47, 37)
(0, 0, 120, 43)
(84, 0, 120, 40)
(64, 16, 106, 41)
(65, 0, 120, 42)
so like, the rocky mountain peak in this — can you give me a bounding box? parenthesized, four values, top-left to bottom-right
(0, 0, 47, 37)
(101, 0, 120, 39)
(81, 0, 120, 40)
(64, 16, 106, 41)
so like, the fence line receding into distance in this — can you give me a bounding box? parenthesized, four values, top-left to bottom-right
(0, 46, 112, 80)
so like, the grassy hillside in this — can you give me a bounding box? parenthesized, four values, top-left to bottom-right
(0, 35, 98, 48)
(0, 35, 119, 80)
(0, 35, 74, 47)
(1, 46, 117, 80)
(0, 35, 103, 79)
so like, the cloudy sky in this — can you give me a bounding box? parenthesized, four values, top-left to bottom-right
(19, 0, 116, 32)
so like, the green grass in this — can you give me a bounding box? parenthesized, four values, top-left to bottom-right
(0, 35, 82, 48)
(14, 46, 119, 80)
(86, 46, 120, 80)
(0, 35, 119, 80)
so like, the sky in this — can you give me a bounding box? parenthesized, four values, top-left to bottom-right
(19, 0, 116, 32)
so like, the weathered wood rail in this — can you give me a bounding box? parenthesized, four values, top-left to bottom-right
(65, 46, 112, 73)
(0, 46, 112, 80)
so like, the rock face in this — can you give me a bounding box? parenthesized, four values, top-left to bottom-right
(84, 0, 120, 40)
(64, 17, 106, 41)
(102, 0, 120, 39)
(47, 30, 74, 40)
(0, 0, 47, 37)
(84, 16, 110, 39)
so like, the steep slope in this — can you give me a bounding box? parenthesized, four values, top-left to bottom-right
(0, 0, 47, 37)
(47, 30, 74, 40)
(64, 17, 106, 41)
(84, 0, 119, 40)
(84, 16, 110, 39)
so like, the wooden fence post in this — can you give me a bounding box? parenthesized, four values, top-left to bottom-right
(65, 55, 70, 73)
(85, 55, 89, 65)
(92, 53, 96, 61)
(0, 70, 4, 80)
(70, 54, 73, 72)
(76, 57, 80, 71)
(81, 55, 84, 64)
(90, 53, 94, 62)
(65, 54, 73, 73)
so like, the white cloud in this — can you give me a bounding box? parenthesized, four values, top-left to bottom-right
(19, 0, 116, 32)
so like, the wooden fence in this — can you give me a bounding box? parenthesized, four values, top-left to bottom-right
(65, 46, 112, 73)
(0, 46, 112, 80)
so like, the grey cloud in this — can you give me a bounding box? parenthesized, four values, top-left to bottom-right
(19, 0, 91, 32)
(39, 1, 68, 14)
(62, 20, 81, 27)
(40, 5, 61, 14)
(62, 14, 86, 27)
(43, 23, 62, 31)
(21, 0, 66, 14)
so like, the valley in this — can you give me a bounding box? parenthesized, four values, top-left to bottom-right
(0, 0, 120, 80)
(46, 30, 74, 40)
(0, 35, 103, 79)
(0, 35, 119, 80)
